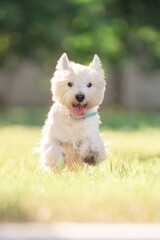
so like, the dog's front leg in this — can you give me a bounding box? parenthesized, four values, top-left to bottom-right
(80, 137, 106, 166)
(41, 140, 65, 169)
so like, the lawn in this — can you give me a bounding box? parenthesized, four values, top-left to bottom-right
(0, 107, 160, 222)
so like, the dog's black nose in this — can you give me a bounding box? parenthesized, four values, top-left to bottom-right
(75, 93, 85, 102)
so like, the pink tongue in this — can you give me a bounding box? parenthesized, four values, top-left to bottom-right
(73, 105, 84, 116)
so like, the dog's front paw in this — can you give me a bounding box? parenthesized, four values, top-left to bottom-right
(84, 155, 96, 166)
(45, 158, 65, 170)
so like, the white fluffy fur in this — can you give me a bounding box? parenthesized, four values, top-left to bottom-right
(40, 53, 106, 170)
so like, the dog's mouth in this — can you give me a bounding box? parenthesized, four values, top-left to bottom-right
(72, 103, 87, 117)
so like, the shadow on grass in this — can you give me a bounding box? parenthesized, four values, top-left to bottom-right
(0, 107, 48, 127)
(0, 107, 160, 131)
(100, 108, 160, 131)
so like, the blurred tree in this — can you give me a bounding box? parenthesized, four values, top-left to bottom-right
(0, 0, 160, 102)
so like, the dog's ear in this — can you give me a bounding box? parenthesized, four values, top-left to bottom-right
(89, 55, 104, 76)
(56, 53, 70, 70)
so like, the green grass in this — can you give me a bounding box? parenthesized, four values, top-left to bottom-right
(0, 107, 160, 222)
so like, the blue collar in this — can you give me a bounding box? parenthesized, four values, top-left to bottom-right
(70, 112, 97, 119)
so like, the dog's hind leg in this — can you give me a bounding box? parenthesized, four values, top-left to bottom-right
(62, 143, 84, 170)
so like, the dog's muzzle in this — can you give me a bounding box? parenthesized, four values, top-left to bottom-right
(75, 93, 85, 102)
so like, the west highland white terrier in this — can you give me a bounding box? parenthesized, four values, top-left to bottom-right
(40, 53, 106, 170)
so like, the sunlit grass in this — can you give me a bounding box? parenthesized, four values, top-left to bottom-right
(0, 108, 160, 222)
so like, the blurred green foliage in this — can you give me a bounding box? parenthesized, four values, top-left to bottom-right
(0, 0, 160, 69)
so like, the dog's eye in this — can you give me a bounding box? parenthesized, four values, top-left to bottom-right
(87, 83, 92, 88)
(68, 82, 73, 87)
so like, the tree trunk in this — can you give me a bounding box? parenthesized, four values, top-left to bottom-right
(112, 69, 123, 106)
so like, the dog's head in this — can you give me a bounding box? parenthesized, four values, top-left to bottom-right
(51, 53, 106, 116)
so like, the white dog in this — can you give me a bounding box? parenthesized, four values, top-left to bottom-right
(40, 53, 106, 170)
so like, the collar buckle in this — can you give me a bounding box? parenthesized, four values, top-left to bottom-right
(70, 112, 97, 119)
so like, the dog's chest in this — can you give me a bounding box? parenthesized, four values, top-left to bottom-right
(54, 115, 96, 144)
(66, 119, 90, 141)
